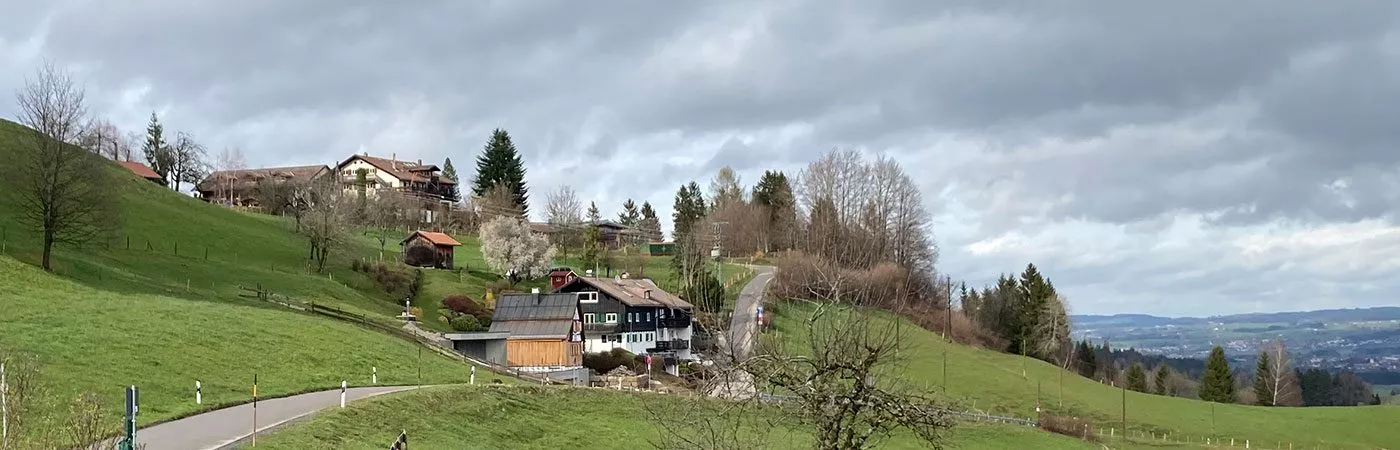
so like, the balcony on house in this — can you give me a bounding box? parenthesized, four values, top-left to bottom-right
(653, 339, 690, 351)
(657, 314, 692, 329)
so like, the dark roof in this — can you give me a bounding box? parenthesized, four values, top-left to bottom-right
(442, 332, 510, 341)
(336, 154, 456, 185)
(117, 161, 161, 180)
(402, 230, 462, 246)
(489, 293, 578, 339)
(196, 165, 329, 193)
(561, 277, 693, 310)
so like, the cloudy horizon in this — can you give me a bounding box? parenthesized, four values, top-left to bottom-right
(4, 1, 1399, 317)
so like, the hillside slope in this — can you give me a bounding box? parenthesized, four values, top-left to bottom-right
(0, 256, 497, 441)
(773, 302, 1400, 449)
(0, 118, 545, 330)
(250, 385, 1095, 449)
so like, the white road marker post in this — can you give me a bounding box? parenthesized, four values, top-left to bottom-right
(340, 381, 346, 408)
(372, 367, 377, 385)
(2, 362, 8, 448)
(470, 366, 476, 385)
(195, 380, 202, 405)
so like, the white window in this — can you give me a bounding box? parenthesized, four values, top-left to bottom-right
(645, 312, 652, 322)
(578, 292, 598, 303)
(605, 313, 618, 324)
(628, 313, 635, 323)
(583, 313, 595, 324)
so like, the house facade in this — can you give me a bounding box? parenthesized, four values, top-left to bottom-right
(334, 153, 456, 203)
(195, 165, 330, 206)
(554, 275, 695, 361)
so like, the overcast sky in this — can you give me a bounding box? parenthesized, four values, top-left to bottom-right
(4, 1, 1399, 317)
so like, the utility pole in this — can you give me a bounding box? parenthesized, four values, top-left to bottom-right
(2, 362, 7, 449)
(1121, 383, 1127, 437)
(945, 275, 953, 341)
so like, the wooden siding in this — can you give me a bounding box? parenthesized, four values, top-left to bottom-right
(506, 339, 584, 367)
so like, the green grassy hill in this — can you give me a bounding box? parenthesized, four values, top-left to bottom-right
(250, 385, 1095, 449)
(772, 302, 1400, 449)
(0, 256, 499, 438)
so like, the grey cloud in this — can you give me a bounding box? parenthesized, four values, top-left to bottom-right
(7, 0, 1400, 316)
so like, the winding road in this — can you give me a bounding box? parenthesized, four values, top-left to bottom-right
(709, 264, 774, 399)
(135, 385, 417, 450)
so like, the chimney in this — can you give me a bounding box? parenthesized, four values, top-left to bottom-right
(392, 153, 397, 169)
(417, 159, 422, 166)
(532, 287, 541, 303)
(643, 289, 652, 300)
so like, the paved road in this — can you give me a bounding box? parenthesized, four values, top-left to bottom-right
(135, 385, 417, 450)
(710, 265, 774, 399)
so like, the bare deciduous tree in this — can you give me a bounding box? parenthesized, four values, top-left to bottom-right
(79, 119, 125, 160)
(0, 352, 44, 448)
(9, 61, 119, 271)
(1264, 340, 1303, 407)
(479, 216, 555, 285)
(301, 178, 350, 272)
(544, 185, 584, 260)
(475, 180, 523, 223)
(168, 131, 208, 193)
(363, 189, 413, 260)
(210, 147, 247, 203)
(708, 166, 745, 212)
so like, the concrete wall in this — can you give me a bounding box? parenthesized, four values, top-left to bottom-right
(452, 338, 507, 366)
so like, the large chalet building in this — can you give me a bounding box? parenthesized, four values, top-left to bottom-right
(333, 153, 457, 203)
(554, 274, 696, 362)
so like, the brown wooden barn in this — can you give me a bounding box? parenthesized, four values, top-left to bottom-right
(400, 231, 462, 269)
(489, 291, 584, 369)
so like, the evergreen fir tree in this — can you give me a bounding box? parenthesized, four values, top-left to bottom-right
(671, 181, 706, 240)
(472, 128, 529, 214)
(1200, 346, 1237, 403)
(618, 199, 640, 227)
(1127, 363, 1148, 393)
(586, 201, 601, 223)
(1254, 350, 1274, 405)
(441, 157, 461, 202)
(1017, 263, 1054, 356)
(143, 112, 172, 186)
(1154, 364, 1171, 395)
(637, 201, 663, 242)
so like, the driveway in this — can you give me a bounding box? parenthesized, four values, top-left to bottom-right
(134, 385, 418, 450)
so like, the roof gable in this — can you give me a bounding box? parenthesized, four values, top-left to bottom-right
(401, 230, 462, 246)
(117, 161, 161, 180)
(561, 277, 692, 309)
(336, 154, 456, 185)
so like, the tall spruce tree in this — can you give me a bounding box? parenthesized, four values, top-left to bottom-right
(1254, 350, 1274, 405)
(1154, 364, 1171, 395)
(441, 157, 461, 202)
(143, 111, 173, 187)
(671, 181, 706, 240)
(1017, 263, 1054, 356)
(637, 201, 663, 241)
(1127, 363, 1148, 393)
(586, 201, 601, 223)
(752, 170, 797, 251)
(472, 128, 529, 214)
(1200, 346, 1237, 403)
(618, 199, 640, 227)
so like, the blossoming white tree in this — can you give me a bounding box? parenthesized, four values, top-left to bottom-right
(479, 216, 556, 285)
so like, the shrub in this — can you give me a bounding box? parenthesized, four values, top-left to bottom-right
(350, 259, 364, 272)
(450, 315, 483, 331)
(1038, 415, 1096, 441)
(475, 314, 492, 328)
(441, 295, 489, 317)
(583, 348, 641, 374)
(369, 263, 411, 297)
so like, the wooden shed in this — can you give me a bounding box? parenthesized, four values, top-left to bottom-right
(489, 291, 584, 369)
(400, 230, 462, 269)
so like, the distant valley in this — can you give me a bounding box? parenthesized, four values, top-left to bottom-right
(1072, 307, 1400, 383)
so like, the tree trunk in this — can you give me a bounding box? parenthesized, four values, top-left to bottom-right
(41, 228, 55, 271)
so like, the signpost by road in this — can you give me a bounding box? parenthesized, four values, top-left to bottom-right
(118, 385, 138, 450)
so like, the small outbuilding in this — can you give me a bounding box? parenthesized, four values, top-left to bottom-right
(400, 230, 462, 269)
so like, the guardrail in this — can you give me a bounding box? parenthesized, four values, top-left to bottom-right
(388, 430, 408, 449)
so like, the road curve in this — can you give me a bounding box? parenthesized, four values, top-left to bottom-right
(710, 265, 774, 399)
(135, 385, 418, 450)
